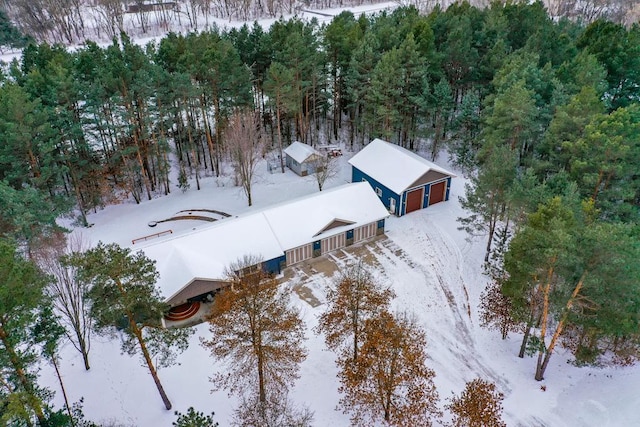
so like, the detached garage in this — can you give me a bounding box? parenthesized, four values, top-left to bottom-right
(349, 138, 456, 216)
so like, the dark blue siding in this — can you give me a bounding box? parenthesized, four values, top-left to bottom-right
(377, 219, 385, 230)
(423, 185, 430, 209)
(263, 255, 286, 275)
(352, 167, 400, 215)
(445, 177, 452, 201)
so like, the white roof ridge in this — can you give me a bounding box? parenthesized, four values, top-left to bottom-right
(284, 141, 321, 163)
(348, 139, 456, 194)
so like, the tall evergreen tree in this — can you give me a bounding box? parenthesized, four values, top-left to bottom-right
(459, 143, 518, 264)
(68, 243, 192, 410)
(565, 104, 640, 220)
(0, 239, 55, 425)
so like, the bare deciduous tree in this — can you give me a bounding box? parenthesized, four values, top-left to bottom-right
(91, 0, 125, 39)
(31, 232, 93, 371)
(232, 393, 314, 427)
(339, 311, 441, 426)
(1, 0, 85, 43)
(226, 110, 265, 206)
(309, 153, 339, 191)
(315, 262, 395, 362)
(446, 378, 506, 427)
(202, 256, 307, 404)
(1, 0, 51, 41)
(546, 0, 631, 23)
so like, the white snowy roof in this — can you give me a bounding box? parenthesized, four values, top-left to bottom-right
(284, 141, 321, 163)
(348, 138, 456, 194)
(136, 182, 388, 300)
(263, 181, 389, 250)
(137, 214, 285, 301)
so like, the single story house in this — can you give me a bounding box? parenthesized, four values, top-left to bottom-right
(348, 138, 456, 216)
(284, 141, 324, 176)
(137, 182, 389, 310)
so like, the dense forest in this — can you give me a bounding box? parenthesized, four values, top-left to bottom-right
(0, 1, 639, 424)
(0, 2, 637, 243)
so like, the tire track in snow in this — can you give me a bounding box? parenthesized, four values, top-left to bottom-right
(375, 215, 510, 392)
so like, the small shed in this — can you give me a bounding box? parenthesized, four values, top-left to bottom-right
(284, 141, 323, 176)
(348, 138, 456, 216)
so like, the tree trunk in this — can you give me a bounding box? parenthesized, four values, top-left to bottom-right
(0, 325, 45, 423)
(257, 351, 266, 403)
(519, 324, 531, 358)
(200, 97, 216, 175)
(534, 264, 556, 378)
(276, 100, 285, 173)
(484, 215, 497, 264)
(535, 273, 586, 381)
(81, 345, 91, 371)
(52, 356, 75, 426)
(133, 322, 172, 410)
(72, 318, 91, 371)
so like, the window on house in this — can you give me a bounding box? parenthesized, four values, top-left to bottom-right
(375, 187, 382, 197)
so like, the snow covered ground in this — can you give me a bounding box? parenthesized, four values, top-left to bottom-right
(40, 146, 640, 426)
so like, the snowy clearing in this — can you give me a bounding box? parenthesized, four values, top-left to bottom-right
(39, 147, 640, 427)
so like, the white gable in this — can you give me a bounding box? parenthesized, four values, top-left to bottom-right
(284, 141, 320, 163)
(348, 138, 456, 194)
(263, 182, 389, 250)
(136, 182, 388, 300)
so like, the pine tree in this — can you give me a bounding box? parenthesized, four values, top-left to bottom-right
(0, 239, 53, 425)
(503, 196, 578, 363)
(449, 91, 481, 174)
(534, 220, 640, 380)
(565, 104, 640, 221)
(447, 378, 506, 427)
(458, 143, 518, 264)
(324, 11, 363, 141)
(264, 61, 296, 173)
(68, 243, 192, 410)
(0, 9, 30, 51)
(173, 407, 218, 427)
(430, 77, 453, 159)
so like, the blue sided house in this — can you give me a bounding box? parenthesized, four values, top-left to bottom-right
(138, 182, 389, 312)
(349, 138, 456, 216)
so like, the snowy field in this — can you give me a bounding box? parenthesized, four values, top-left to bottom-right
(40, 146, 640, 427)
